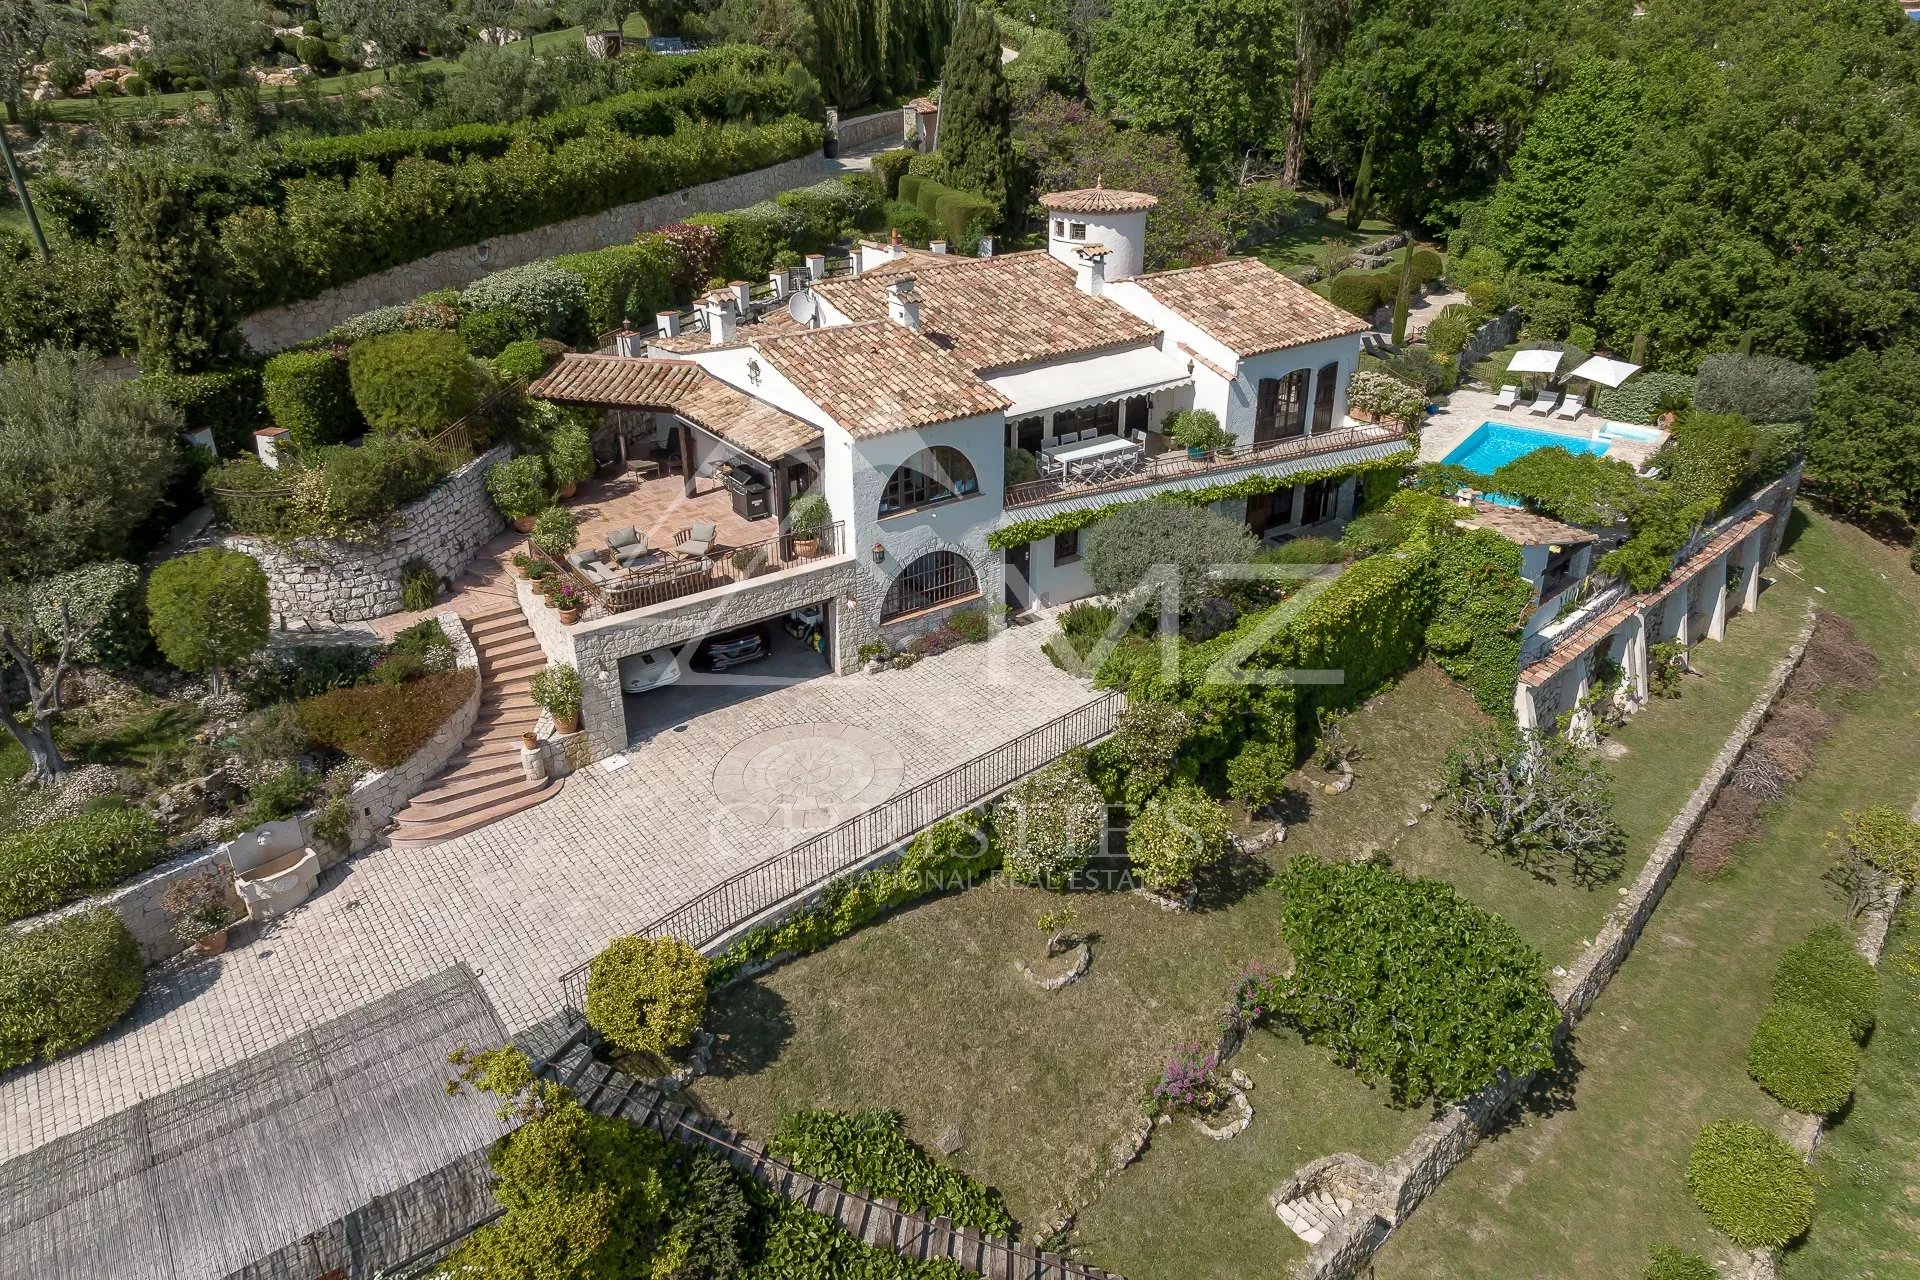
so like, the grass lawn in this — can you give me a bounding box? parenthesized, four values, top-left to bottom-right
(1254, 210, 1397, 273)
(1373, 509, 1920, 1279)
(691, 664, 1484, 1237)
(1784, 908, 1920, 1279)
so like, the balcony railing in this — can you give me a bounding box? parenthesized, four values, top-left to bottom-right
(1522, 578, 1630, 666)
(551, 521, 846, 617)
(558, 691, 1125, 1015)
(1003, 424, 1408, 510)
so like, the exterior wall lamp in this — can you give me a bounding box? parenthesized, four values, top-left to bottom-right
(870, 541, 887, 563)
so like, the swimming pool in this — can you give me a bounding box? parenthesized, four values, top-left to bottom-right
(1442, 422, 1610, 477)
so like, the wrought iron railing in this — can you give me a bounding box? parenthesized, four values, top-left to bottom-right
(1002, 424, 1407, 509)
(549, 521, 846, 616)
(558, 690, 1125, 1014)
(1522, 578, 1629, 666)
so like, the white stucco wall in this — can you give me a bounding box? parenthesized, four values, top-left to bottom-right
(1044, 209, 1149, 282)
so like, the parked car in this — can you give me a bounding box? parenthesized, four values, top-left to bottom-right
(618, 648, 682, 694)
(690, 625, 771, 671)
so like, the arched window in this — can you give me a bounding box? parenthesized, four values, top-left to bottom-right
(882, 551, 980, 621)
(878, 446, 979, 517)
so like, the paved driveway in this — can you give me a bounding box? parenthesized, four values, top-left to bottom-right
(0, 619, 1100, 1161)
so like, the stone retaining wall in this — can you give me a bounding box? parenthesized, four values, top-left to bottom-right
(240, 154, 830, 351)
(1455, 308, 1522, 376)
(1291, 609, 1819, 1280)
(835, 109, 902, 151)
(10, 615, 481, 967)
(224, 446, 509, 626)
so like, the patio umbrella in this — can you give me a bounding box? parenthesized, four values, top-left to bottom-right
(1567, 355, 1641, 389)
(1504, 347, 1565, 397)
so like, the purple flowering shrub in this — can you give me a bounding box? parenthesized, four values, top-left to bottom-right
(1154, 1042, 1222, 1114)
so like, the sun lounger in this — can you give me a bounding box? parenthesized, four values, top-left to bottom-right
(1554, 394, 1585, 421)
(1493, 385, 1519, 409)
(1527, 393, 1561, 417)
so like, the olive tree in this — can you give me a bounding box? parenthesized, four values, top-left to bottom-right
(1082, 500, 1260, 616)
(1444, 725, 1628, 887)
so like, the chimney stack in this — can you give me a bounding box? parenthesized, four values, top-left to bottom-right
(806, 252, 826, 282)
(655, 310, 680, 339)
(978, 234, 994, 258)
(1073, 244, 1109, 297)
(930, 239, 948, 255)
(886, 276, 922, 331)
(730, 280, 753, 315)
(702, 291, 738, 345)
(614, 330, 643, 357)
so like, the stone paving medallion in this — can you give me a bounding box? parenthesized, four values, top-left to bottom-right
(711, 722, 905, 829)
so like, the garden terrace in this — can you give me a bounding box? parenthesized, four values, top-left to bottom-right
(1001, 423, 1409, 510)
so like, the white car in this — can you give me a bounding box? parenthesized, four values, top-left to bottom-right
(618, 648, 682, 694)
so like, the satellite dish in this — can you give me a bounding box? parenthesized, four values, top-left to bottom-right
(787, 290, 818, 326)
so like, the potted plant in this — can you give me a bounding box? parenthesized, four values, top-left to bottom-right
(729, 546, 764, 580)
(526, 559, 555, 585)
(554, 581, 584, 624)
(510, 552, 533, 579)
(531, 662, 583, 733)
(161, 865, 237, 956)
(521, 730, 539, 751)
(1167, 409, 1231, 459)
(530, 506, 579, 560)
(485, 455, 552, 533)
(542, 410, 596, 500)
(788, 491, 829, 556)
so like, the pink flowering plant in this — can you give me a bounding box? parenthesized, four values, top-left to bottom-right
(1154, 1042, 1222, 1115)
(1225, 960, 1283, 1029)
(553, 582, 584, 610)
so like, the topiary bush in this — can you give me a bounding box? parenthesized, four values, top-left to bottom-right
(1644, 1244, 1717, 1280)
(585, 934, 708, 1057)
(0, 804, 168, 923)
(1771, 923, 1878, 1040)
(31, 561, 148, 669)
(0, 908, 143, 1068)
(1745, 1001, 1859, 1114)
(1329, 270, 1392, 318)
(347, 330, 484, 435)
(492, 339, 551, 383)
(294, 669, 476, 767)
(485, 454, 551, 522)
(1685, 1119, 1814, 1248)
(146, 548, 270, 694)
(1126, 782, 1230, 894)
(263, 348, 360, 449)
(1408, 247, 1444, 286)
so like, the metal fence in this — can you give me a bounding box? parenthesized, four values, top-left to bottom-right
(559, 690, 1125, 1014)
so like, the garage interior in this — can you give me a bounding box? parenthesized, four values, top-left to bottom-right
(621, 599, 836, 747)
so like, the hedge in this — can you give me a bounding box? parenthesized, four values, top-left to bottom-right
(348, 330, 485, 435)
(551, 236, 679, 334)
(1594, 372, 1696, 425)
(584, 934, 708, 1056)
(294, 669, 476, 767)
(1771, 923, 1878, 1039)
(1328, 269, 1397, 318)
(263, 348, 359, 449)
(222, 116, 823, 311)
(872, 148, 916, 199)
(899, 174, 996, 246)
(1745, 1001, 1859, 1114)
(0, 804, 168, 923)
(1685, 1119, 1814, 1248)
(0, 908, 143, 1068)
(770, 1109, 1014, 1235)
(146, 365, 266, 457)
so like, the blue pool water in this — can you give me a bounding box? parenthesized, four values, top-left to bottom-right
(1441, 423, 1612, 507)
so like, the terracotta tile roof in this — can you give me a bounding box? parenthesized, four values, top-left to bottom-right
(751, 321, 1009, 436)
(1461, 501, 1597, 547)
(1136, 257, 1368, 358)
(1176, 341, 1234, 383)
(648, 307, 807, 355)
(1040, 186, 1159, 214)
(529, 354, 821, 462)
(1642, 511, 1773, 606)
(812, 251, 1160, 374)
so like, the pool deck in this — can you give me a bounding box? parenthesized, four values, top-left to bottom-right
(1421, 387, 1660, 472)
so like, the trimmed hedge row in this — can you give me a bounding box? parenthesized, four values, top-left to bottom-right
(895, 174, 997, 247)
(223, 116, 823, 311)
(0, 908, 143, 1069)
(0, 804, 168, 924)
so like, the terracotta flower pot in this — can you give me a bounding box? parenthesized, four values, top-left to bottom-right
(558, 482, 578, 500)
(514, 516, 538, 533)
(793, 535, 819, 557)
(195, 928, 229, 957)
(559, 710, 581, 733)
(559, 607, 580, 625)
(521, 731, 539, 751)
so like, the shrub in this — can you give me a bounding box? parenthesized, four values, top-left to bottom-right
(233, 702, 312, 771)
(243, 764, 318, 826)
(1345, 370, 1428, 423)
(1464, 280, 1497, 311)
(0, 909, 142, 1068)
(552, 237, 678, 333)
(788, 490, 829, 537)
(1408, 247, 1444, 286)
(946, 607, 990, 644)
(0, 805, 167, 923)
(1126, 782, 1230, 893)
(530, 663, 582, 723)
(460, 262, 590, 348)
(1083, 501, 1260, 614)
(1226, 740, 1292, 811)
(543, 421, 596, 490)
(771, 1109, 1014, 1235)
(992, 750, 1105, 887)
(529, 507, 579, 559)
(1271, 855, 1561, 1103)
(1644, 1245, 1717, 1280)
(1339, 510, 1407, 556)
(147, 365, 267, 457)
(492, 339, 550, 383)
(263, 349, 359, 449)
(1653, 411, 1761, 512)
(146, 549, 270, 693)
(347, 330, 483, 435)
(1771, 923, 1879, 1040)
(388, 618, 453, 666)
(295, 669, 476, 767)
(1252, 535, 1343, 565)
(399, 558, 440, 612)
(1166, 408, 1231, 451)
(1685, 1119, 1814, 1248)
(584, 934, 708, 1056)
(872, 148, 916, 199)
(1422, 307, 1479, 359)
(31, 561, 147, 669)
(1595, 371, 1696, 425)
(1695, 353, 1817, 424)
(238, 642, 375, 706)
(485, 454, 551, 522)
(1746, 1001, 1859, 1114)
(1328, 270, 1392, 318)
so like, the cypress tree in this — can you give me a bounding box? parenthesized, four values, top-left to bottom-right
(114, 166, 235, 374)
(936, 1, 1015, 215)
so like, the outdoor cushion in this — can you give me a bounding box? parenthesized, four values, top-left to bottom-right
(566, 550, 598, 569)
(606, 526, 639, 549)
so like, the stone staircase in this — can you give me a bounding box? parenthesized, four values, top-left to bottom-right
(389, 603, 563, 849)
(1273, 1188, 1354, 1246)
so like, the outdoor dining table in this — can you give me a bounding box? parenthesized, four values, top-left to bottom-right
(1043, 434, 1143, 477)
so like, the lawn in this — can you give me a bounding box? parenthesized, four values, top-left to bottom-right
(1783, 908, 1920, 1279)
(1373, 510, 1920, 1279)
(690, 663, 1484, 1238)
(1253, 209, 1398, 273)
